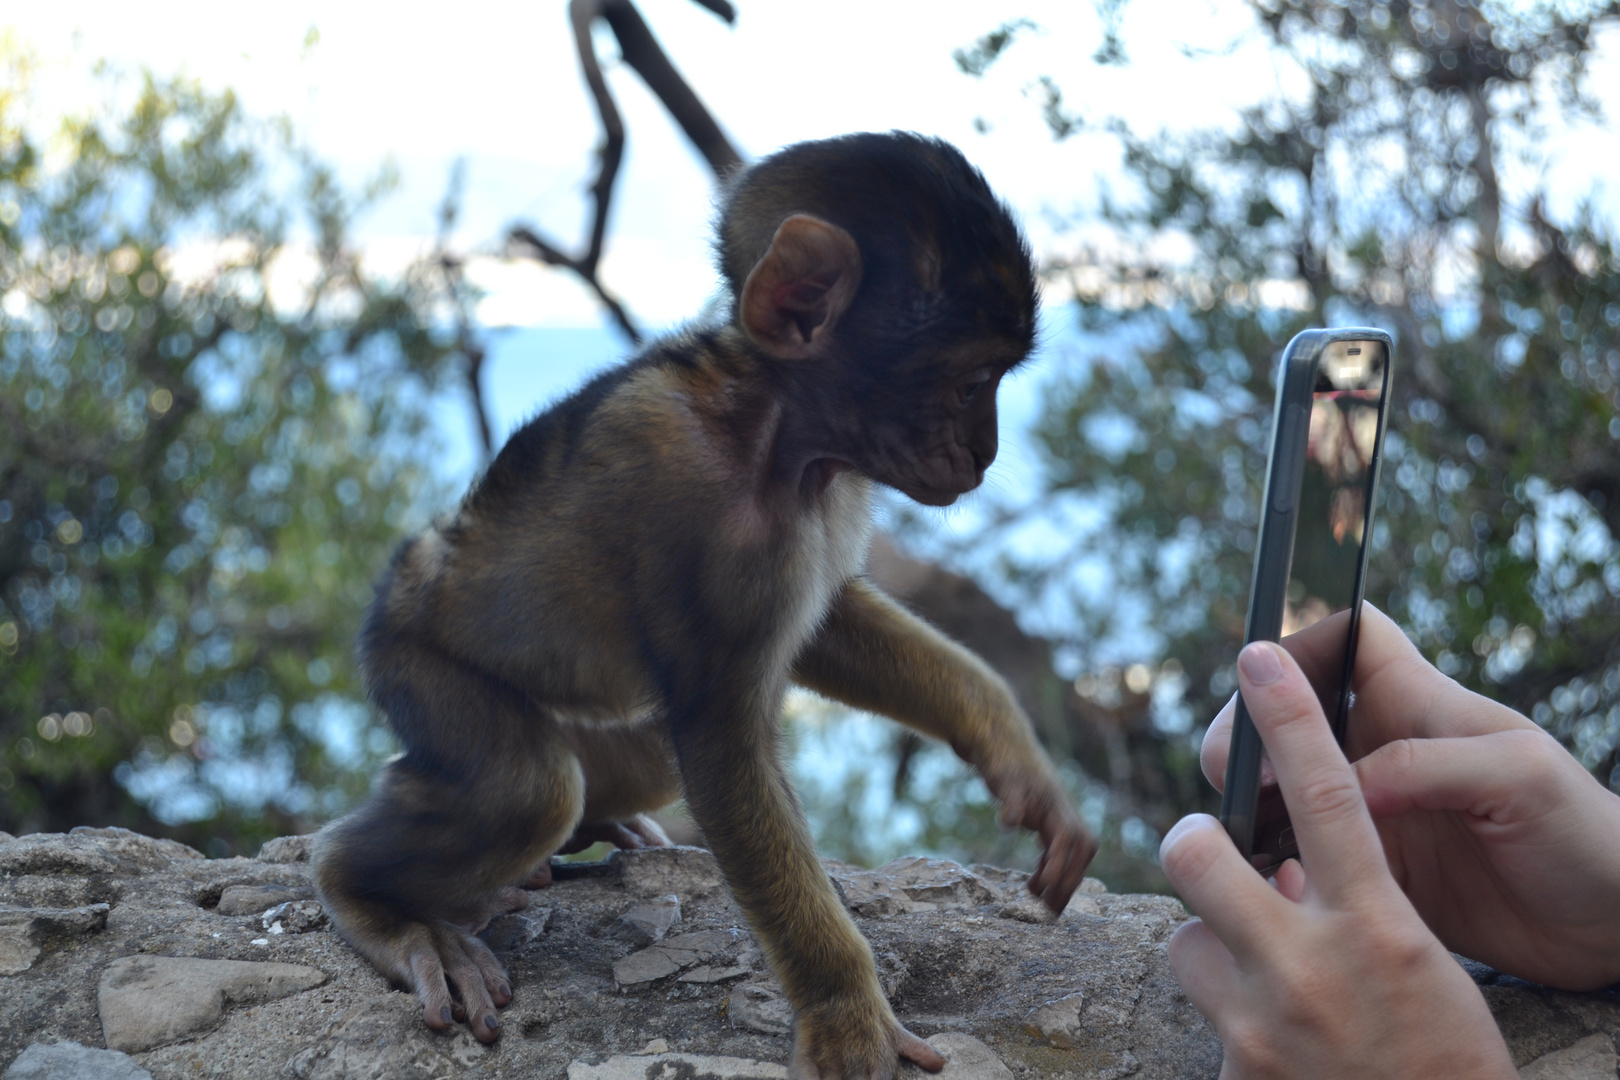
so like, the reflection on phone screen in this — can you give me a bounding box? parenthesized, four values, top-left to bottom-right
(1253, 339, 1389, 866)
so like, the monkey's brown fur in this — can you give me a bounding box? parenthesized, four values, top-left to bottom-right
(311, 132, 1097, 1080)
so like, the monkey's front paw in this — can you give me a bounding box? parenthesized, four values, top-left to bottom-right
(789, 999, 944, 1080)
(404, 922, 514, 1044)
(998, 785, 1097, 913)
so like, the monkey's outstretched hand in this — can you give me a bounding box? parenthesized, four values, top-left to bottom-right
(996, 773, 1097, 913)
(790, 994, 944, 1080)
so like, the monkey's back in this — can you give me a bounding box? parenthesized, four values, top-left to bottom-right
(360, 328, 870, 724)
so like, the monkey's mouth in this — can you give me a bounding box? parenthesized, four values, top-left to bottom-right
(904, 484, 969, 507)
(897, 460, 988, 507)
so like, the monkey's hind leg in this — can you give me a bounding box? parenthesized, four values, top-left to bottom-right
(523, 717, 683, 887)
(311, 643, 584, 1044)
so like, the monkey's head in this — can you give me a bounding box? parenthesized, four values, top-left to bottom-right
(717, 132, 1038, 506)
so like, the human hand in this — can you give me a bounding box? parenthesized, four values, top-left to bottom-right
(1163, 641, 1517, 1079)
(1202, 604, 1620, 989)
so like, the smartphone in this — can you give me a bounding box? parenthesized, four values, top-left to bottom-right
(1218, 328, 1394, 873)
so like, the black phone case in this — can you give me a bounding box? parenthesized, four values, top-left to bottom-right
(1219, 327, 1394, 872)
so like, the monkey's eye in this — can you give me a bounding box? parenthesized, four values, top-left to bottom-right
(959, 377, 990, 404)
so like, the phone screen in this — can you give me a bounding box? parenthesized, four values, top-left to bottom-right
(1249, 338, 1390, 865)
(1287, 340, 1388, 728)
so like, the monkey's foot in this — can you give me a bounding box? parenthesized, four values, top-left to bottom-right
(463, 885, 529, 933)
(403, 920, 514, 1044)
(558, 813, 672, 854)
(789, 998, 944, 1080)
(521, 813, 673, 888)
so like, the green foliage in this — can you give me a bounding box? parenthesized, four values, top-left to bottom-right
(936, 0, 1620, 855)
(0, 56, 461, 851)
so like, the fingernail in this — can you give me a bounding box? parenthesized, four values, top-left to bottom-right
(1159, 813, 1216, 863)
(440, 1006, 452, 1024)
(1238, 642, 1284, 686)
(484, 1015, 499, 1030)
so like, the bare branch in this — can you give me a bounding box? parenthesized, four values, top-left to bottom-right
(505, 0, 742, 344)
(507, 225, 644, 345)
(434, 161, 497, 458)
(598, 0, 744, 179)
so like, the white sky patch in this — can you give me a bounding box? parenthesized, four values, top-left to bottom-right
(10, 2, 1617, 330)
(3, 0, 1348, 329)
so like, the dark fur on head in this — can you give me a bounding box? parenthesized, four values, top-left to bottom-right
(716, 132, 1038, 364)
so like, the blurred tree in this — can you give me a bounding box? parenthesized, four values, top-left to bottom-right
(940, 0, 1620, 856)
(0, 52, 462, 851)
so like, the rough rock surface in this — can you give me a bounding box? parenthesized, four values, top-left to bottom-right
(0, 827, 1614, 1079)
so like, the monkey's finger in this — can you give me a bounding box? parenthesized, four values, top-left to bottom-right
(605, 822, 647, 848)
(439, 933, 502, 1043)
(1052, 834, 1097, 911)
(894, 1026, 945, 1073)
(627, 813, 672, 846)
(464, 933, 514, 1008)
(407, 946, 456, 1031)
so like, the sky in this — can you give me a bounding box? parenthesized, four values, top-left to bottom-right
(8, 0, 1620, 486)
(10, 1, 1316, 327)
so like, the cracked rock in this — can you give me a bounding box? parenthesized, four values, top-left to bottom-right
(282, 994, 488, 1079)
(728, 981, 793, 1036)
(1022, 992, 1087, 1049)
(0, 903, 109, 974)
(97, 955, 327, 1052)
(254, 835, 312, 863)
(0, 828, 201, 877)
(262, 899, 327, 934)
(1, 1041, 154, 1080)
(613, 846, 726, 898)
(617, 894, 680, 944)
(1519, 1034, 1619, 1080)
(568, 1053, 787, 1080)
(826, 856, 1001, 915)
(613, 929, 744, 987)
(927, 1033, 1014, 1080)
(484, 908, 550, 953)
(217, 884, 312, 916)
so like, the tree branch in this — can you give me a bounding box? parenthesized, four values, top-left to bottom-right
(504, 0, 743, 344)
(507, 225, 644, 345)
(599, 0, 743, 180)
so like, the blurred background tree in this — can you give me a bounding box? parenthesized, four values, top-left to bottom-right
(886, 0, 1620, 886)
(0, 51, 464, 852)
(4, 0, 1619, 892)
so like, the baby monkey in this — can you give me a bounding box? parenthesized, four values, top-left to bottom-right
(312, 132, 1097, 1080)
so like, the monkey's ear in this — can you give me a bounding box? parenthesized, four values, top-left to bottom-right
(739, 214, 863, 360)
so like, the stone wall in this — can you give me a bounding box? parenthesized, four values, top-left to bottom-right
(0, 828, 1614, 1079)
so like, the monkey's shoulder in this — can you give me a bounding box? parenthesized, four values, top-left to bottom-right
(468, 329, 770, 505)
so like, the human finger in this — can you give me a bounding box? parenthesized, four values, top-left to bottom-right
(1271, 857, 1308, 903)
(1201, 693, 1278, 793)
(1201, 694, 1237, 791)
(1165, 918, 1242, 1022)
(1159, 813, 1287, 960)
(1356, 728, 1571, 822)
(1345, 605, 1531, 746)
(1235, 642, 1387, 899)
